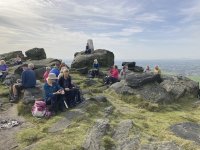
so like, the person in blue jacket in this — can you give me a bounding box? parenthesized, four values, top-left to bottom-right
(44, 73, 65, 113)
(10, 63, 36, 102)
(50, 62, 60, 77)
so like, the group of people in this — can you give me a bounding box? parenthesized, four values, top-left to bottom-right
(144, 65, 161, 74)
(8, 61, 82, 114)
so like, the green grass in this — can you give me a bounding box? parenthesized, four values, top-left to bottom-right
(1, 72, 200, 150)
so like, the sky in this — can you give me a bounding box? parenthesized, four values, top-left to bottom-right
(0, 0, 200, 60)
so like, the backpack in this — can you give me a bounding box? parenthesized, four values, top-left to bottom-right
(32, 100, 51, 117)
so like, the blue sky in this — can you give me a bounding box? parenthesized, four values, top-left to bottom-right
(0, 0, 199, 60)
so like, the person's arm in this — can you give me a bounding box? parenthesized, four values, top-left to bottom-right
(21, 71, 26, 86)
(44, 84, 54, 99)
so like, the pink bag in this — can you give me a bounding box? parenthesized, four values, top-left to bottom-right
(32, 100, 52, 118)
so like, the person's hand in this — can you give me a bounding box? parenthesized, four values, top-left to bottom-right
(61, 90, 65, 95)
(65, 88, 70, 91)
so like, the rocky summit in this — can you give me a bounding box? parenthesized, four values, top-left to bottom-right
(0, 48, 200, 150)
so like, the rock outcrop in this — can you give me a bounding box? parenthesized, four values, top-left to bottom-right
(71, 49, 114, 69)
(83, 119, 110, 150)
(13, 58, 61, 78)
(170, 122, 200, 144)
(0, 51, 24, 62)
(25, 48, 46, 60)
(110, 73, 199, 103)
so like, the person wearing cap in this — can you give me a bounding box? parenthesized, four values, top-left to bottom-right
(10, 63, 36, 102)
(0, 60, 9, 80)
(43, 66, 51, 82)
(44, 73, 65, 113)
(58, 69, 82, 108)
(50, 62, 60, 77)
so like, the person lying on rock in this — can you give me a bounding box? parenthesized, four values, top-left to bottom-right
(0, 60, 9, 81)
(104, 65, 119, 85)
(58, 68, 82, 108)
(10, 63, 36, 102)
(44, 73, 65, 113)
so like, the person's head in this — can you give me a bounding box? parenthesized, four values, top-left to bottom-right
(155, 65, 159, 70)
(0, 60, 6, 65)
(94, 59, 98, 64)
(22, 64, 28, 71)
(63, 68, 69, 77)
(28, 63, 34, 69)
(55, 62, 60, 68)
(146, 65, 150, 69)
(47, 73, 58, 83)
(113, 65, 118, 69)
(46, 66, 51, 72)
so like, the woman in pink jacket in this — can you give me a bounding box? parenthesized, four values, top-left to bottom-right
(105, 65, 119, 85)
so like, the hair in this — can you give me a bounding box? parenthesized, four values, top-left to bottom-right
(28, 63, 34, 69)
(63, 68, 69, 73)
(46, 66, 51, 70)
(0, 60, 6, 65)
(114, 65, 118, 69)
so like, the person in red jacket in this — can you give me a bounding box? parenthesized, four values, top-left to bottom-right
(104, 65, 119, 85)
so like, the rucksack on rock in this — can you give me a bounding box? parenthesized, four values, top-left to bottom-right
(32, 100, 51, 118)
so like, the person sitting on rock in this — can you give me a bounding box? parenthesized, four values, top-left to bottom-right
(85, 43, 91, 54)
(120, 64, 128, 80)
(14, 55, 22, 65)
(0, 60, 9, 81)
(50, 62, 60, 77)
(144, 65, 151, 73)
(58, 65, 68, 79)
(43, 66, 51, 82)
(90, 59, 99, 78)
(44, 73, 65, 113)
(104, 65, 119, 85)
(154, 65, 161, 75)
(58, 68, 82, 108)
(10, 63, 36, 102)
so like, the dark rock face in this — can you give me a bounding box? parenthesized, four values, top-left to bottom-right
(0, 51, 24, 61)
(76, 67, 88, 74)
(71, 49, 114, 69)
(90, 95, 108, 103)
(170, 122, 200, 144)
(34, 67, 46, 80)
(25, 48, 46, 60)
(126, 73, 162, 88)
(128, 66, 144, 72)
(83, 119, 110, 150)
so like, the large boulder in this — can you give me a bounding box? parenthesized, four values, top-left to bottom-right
(126, 73, 162, 88)
(110, 74, 198, 103)
(0, 51, 24, 61)
(160, 75, 199, 99)
(22, 81, 44, 104)
(170, 122, 200, 144)
(25, 48, 46, 60)
(13, 58, 61, 76)
(71, 49, 114, 69)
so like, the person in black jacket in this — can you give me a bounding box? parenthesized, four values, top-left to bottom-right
(58, 68, 82, 108)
